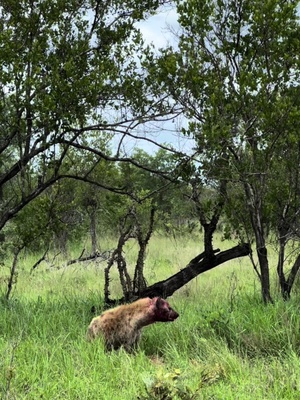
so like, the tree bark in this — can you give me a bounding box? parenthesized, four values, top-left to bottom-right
(6, 247, 24, 300)
(90, 206, 98, 255)
(244, 182, 273, 303)
(277, 238, 288, 299)
(257, 245, 272, 303)
(276, 207, 300, 300)
(191, 179, 227, 255)
(133, 207, 155, 294)
(286, 254, 300, 298)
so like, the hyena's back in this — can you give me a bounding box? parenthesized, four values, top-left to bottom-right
(87, 311, 141, 351)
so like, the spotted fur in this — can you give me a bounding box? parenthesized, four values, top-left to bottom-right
(87, 297, 179, 351)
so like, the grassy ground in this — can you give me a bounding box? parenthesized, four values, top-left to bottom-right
(1, 234, 300, 399)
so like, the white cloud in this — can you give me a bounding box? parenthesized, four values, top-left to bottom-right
(136, 8, 179, 49)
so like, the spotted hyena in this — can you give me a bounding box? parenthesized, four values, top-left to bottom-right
(86, 297, 179, 351)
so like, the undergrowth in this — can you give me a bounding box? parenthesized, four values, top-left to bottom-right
(1, 235, 300, 399)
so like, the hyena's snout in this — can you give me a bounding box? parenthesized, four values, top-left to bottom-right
(168, 308, 179, 321)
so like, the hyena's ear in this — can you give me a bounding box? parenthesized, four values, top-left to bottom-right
(155, 297, 164, 309)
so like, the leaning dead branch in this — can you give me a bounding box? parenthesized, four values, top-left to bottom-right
(30, 245, 50, 273)
(66, 249, 112, 266)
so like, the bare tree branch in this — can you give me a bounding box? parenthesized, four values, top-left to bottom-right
(30, 245, 50, 273)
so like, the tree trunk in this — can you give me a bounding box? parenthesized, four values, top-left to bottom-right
(6, 247, 24, 300)
(133, 207, 155, 295)
(257, 245, 272, 303)
(277, 238, 288, 299)
(276, 207, 300, 300)
(90, 206, 97, 255)
(133, 242, 148, 294)
(278, 251, 300, 300)
(191, 179, 227, 256)
(244, 182, 273, 303)
(286, 254, 300, 298)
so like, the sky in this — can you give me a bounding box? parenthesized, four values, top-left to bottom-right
(136, 6, 179, 49)
(112, 6, 196, 156)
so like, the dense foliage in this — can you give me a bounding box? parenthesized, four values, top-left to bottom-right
(1, 0, 300, 302)
(145, 0, 300, 301)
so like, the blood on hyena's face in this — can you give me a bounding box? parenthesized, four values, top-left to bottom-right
(153, 297, 179, 322)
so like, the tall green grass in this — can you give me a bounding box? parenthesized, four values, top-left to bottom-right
(1, 234, 300, 399)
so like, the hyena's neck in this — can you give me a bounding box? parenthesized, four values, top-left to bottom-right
(124, 298, 156, 329)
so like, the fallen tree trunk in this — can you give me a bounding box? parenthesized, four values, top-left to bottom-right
(140, 243, 251, 298)
(104, 243, 251, 306)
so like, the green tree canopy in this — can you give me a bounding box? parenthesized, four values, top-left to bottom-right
(0, 0, 176, 234)
(146, 0, 300, 301)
